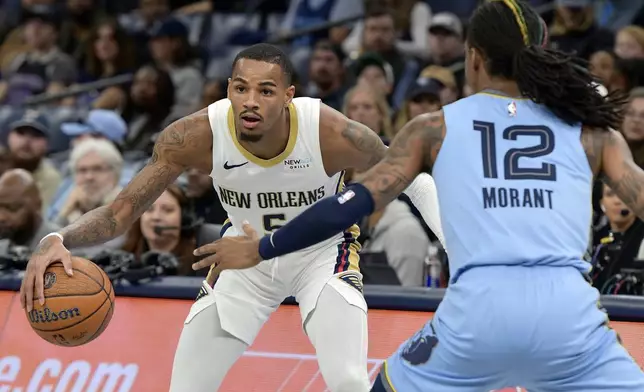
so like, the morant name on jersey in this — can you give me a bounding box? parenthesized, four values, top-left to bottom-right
(482, 186, 554, 210)
(218, 185, 326, 210)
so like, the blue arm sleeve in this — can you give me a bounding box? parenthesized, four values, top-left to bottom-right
(258, 183, 375, 260)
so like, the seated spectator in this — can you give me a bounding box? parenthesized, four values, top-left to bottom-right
(58, 0, 107, 64)
(418, 65, 459, 105)
(393, 80, 442, 133)
(118, 0, 171, 65)
(195, 79, 225, 110)
(121, 184, 202, 276)
(304, 40, 347, 111)
(0, 9, 78, 105)
(610, 58, 644, 94)
(0, 168, 60, 249)
(6, 111, 61, 208)
(424, 12, 465, 92)
(614, 25, 644, 60)
(149, 17, 203, 117)
(358, 197, 430, 287)
(589, 50, 617, 89)
(548, 0, 614, 60)
(55, 139, 123, 226)
(0, 145, 12, 177)
(184, 168, 227, 225)
(621, 87, 644, 169)
(343, 85, 394, 143)
(591, 183, 644, 294)
(75, 18, 136, 107)
(94, 64, 175, 152)
(343, 0, 432, 60)
(353, 52, 395, 99)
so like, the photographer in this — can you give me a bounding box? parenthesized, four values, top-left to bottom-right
(592, 184, 644, 294)
(0, 169, 60, 251)
(121, 184, 203, 276)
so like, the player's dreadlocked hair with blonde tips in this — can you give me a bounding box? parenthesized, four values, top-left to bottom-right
(468, 0, 626, 129)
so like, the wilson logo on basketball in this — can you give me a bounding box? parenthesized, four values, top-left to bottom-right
(28, 307, 80, 323)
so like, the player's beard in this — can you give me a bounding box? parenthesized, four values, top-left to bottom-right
(239, 131, 263, 143)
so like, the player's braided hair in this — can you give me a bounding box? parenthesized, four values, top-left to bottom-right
(468, 0, 626, 129)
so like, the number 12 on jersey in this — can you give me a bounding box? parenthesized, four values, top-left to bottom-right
(473, 121, 557, 181)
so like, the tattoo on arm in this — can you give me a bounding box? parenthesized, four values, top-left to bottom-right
(58, 114, 204, 248)
(360, 112, 445, 210)
(340, 120, 388, 170)
(601, 130, 644, 220)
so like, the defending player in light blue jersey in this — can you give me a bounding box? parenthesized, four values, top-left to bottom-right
(206, 0, 644, 390)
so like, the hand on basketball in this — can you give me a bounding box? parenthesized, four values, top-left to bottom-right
(20, 235, 73, 312)
(192, 221, 262, 278)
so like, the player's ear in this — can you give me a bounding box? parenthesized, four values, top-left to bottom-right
(226, 78, 232, 98)
(285, 85, 295, 107)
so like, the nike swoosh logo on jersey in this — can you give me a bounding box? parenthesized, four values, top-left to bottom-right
(223, 161, 248, 170)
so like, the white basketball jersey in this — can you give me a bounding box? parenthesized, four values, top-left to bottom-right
(207, 97, 360, 260)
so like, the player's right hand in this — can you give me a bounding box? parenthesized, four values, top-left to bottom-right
(20, 235, 73, 312)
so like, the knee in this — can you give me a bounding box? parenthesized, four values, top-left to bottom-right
(325, 370, 370, 392)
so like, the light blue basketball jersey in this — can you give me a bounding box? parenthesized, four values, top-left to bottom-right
(433, 90, 593, 283)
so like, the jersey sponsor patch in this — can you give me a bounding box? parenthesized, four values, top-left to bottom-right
(338, 272, 363, 293)
(337, 190, 355, 204)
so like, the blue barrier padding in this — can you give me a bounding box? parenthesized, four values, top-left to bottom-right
(2, 274, 644, 321)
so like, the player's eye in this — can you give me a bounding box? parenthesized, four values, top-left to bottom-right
(235, 86, 246, 93)
(261, 89, 273, 96)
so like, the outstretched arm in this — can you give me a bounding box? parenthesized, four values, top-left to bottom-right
(258, 111, 446, 260)
(319, 104, 445, 245)
(55, 110, 211, 249)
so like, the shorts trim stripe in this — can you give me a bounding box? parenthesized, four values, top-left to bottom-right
(334, 224, 361, 273)
(381, 361, 398, 392)
(220, 218, 232, 237)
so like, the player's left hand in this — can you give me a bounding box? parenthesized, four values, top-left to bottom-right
(191, 221, 262, 278)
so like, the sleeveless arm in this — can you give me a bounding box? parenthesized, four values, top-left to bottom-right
(57, 109, 213, 249)
(258, 111, 446, 259)
(600, 129, 644, 221)
(319, 104, 445, 245)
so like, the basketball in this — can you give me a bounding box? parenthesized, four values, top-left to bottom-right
(25, 257, 115, 347)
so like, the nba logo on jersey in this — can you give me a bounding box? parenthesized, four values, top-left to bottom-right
(507, 101, 517, 117)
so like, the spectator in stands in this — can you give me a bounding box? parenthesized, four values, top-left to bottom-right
(118, 0, 171, 64)
(55, 139, 122, 226)
(353, 52, 394, 99)
(76, 18, 135, 107)
(548, 0, 614, 60)
(343, 0, 432, 60)
(615, 25, 644, 60)
(282, 0, 363, 79)
(622, 87, 644, 169)
(0, 0, 58, 69)
(343, 84, 393, 144)
(121, 184, 201, 276)
(425, 12, 465, 94)
(6, 111, 61, 208)
(0, 169, 59, 249)
(196, 79, 225, 110)
(184, 168, 227, 225)
(358, 196, 430, 287)
(610, 58, 644, 94)
(95, 64, 175, 152)
(589, 50, 617, 90)
(58, 0, 106, 64)
(0, 9, 78, 105)
(149, 17, 203, 117)
(418, 65, 459, 105)
(591, 183, 644, 294)
(352, 5, 413, 90)
(393, 80, 441, 133)
(305, 40, 347, 111)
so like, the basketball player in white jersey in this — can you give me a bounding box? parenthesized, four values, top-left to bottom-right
(20, 44, 442, 391)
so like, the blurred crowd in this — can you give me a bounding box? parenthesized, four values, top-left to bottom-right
(1, 0, 644, 292)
